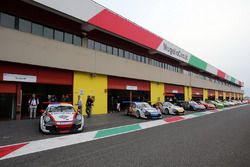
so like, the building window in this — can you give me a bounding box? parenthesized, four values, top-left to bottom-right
(100, 43, 107, 52)
(118, 49, 124, 57)
(94, 41, 101, 51)
(64, 32, 73, 44)
(73, 35, 81, 46)
(54, 30, 64, 42)
(137, 55, 141, 62)
(141, 56, 145, 63)
(124, 51, 129, 59)
(0, 13, 15, 29)
(113, 47, 118, 56)
(107, 46, 112, 54)
(87, 39, 95, 49)
(32, 23, 43, 36)
(43, 26, 53, 39)
(19, 18, 31, 33)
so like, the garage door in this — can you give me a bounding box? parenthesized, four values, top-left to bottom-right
(192, 87, 203, 97)
(165, 84, 184, 94)
(108, 76, 150, 91)
(208, 89, 215, 97)
(0, 62, 73, 85)
(0, 82, 16, 93)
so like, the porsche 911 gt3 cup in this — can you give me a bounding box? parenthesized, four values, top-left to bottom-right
(127, 102, 162, 119)
(162, 102, 185, 115)
(39, 103, 84, 134)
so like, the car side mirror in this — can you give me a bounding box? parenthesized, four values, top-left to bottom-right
(40, 109, 45, 113)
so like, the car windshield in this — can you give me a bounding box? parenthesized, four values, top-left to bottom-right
(190, 101, 198, 105)
(48, 106, 75, 113)
(164, 102, 173, 107)
(138, 103, 152, 109)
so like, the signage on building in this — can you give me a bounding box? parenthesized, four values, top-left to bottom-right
(172, 90, 178, 94)
(196, 92, 200, 95)
(157, 40, 191, 63)
(3, 73, 37, 83)
(126, 85, 138, 90)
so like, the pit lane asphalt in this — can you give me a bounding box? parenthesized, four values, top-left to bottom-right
(0, 110, 193, 146)
(1, 105, 250, 167)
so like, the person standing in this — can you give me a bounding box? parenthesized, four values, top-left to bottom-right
(86, 96, 94, 118)
(28, 93, 39, 119)
(77, 95, 82, 114)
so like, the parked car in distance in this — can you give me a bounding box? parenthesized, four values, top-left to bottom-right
(189, 101, 206, 111)
(197, 101, 216, 110)
(176, 101, 190, 110)
(206, 100, 224, 109)
(126, 102, 162, 119)
(161, 102, 185, 115)
(222, 101, 233, 107)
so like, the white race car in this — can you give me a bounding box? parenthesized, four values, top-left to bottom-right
(162, 102, 185, 115)
(127, 102, 162, 119)
(39, 103, 84, 134)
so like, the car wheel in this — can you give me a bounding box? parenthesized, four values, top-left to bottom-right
(136, 111, 140, 119)
(164, 109, 169, 115)
(125, 109, 129, 116)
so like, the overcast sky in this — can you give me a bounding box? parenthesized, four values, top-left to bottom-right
(94, 0, 250, 96)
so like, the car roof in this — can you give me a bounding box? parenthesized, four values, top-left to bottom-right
(48, 103, 73, 107)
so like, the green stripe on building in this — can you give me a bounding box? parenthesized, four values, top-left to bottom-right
(188, 55, 208, 70)
(231, 77, 236, 83)
(95, 124, 142, 138)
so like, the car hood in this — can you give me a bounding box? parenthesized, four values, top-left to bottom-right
(144, 108, 160, 113)
(172, 106, 184, 110)
(50, 112, 75, 121)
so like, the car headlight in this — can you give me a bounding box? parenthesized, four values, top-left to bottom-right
(44, 115, 51, 122)
(76, 114, 82, 121)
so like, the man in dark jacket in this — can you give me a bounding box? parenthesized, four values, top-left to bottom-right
(86, 96, 94, 118)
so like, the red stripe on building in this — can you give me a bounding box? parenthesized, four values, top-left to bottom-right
(165, 84, 184, 94)
(108, 76, 150, 91)
(0, 62, 73, 85)
(88, 9, 163, 50)
(164, 116, 184, 123)
(0, 82, 16, 93)
(0, 143, 28, 158)
(217, 70, 226, 79)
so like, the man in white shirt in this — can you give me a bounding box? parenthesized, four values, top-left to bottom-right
(28, 93, 39, 119)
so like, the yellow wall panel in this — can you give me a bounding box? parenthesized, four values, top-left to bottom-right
(203, 89, 208, 101)
(73, 72, 108, 115)
(223, 92, 226, 100)
(185, 86, 192, 101)
(215, 90, 219, 100)
(150, 82, 164, 104)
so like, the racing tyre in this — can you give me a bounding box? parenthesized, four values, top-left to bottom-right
(136, 111, 140, 119)
(164, 109, 169, 115)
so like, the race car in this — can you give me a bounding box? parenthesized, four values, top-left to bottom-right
(197, 101, 216, 110)
(39, 103, 84, 134)
(189, 101, 206, 111)
(206, 100, 224, 109)
(127, 102, 162, 119)
(162, 102, 185, 115)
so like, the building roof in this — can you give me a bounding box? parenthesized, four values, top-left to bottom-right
(30, 0, 243, 87)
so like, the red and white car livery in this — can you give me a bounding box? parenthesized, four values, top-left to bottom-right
(39, 103, 84, 134)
